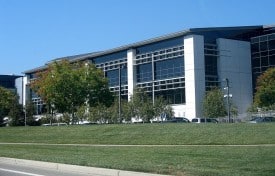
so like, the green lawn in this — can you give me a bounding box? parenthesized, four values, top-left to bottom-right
(0, 123, 275, 176)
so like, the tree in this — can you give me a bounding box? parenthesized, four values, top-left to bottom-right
(203, 88, 227, 118)
(105, 98, 128, 123)
(76, 105, 89, 123)
(0, 87, 11, 125)
(88, 103, 111, 124)
(0, 87, 22, 126)
(254, 67, 275, 109)
(128, 88, 174, 123)
(31, 60, 113, 124)
(154, 96, 174, 121)
(128, 88, 153, 122)
(8, 95, 24, 126)
(25, 101, 39, 126)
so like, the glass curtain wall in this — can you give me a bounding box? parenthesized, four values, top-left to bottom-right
(135, 37, 185, 104)
(204, 43, 219, 91)
(251, 33, 275, 91)
(93, 51, 128, 100)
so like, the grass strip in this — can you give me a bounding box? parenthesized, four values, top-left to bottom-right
(0, 123, 275, 145)
(0, 144, 275, 176)
(1, 123, 275, 175)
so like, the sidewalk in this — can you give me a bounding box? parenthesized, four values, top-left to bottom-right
(0, 157, 169, 176)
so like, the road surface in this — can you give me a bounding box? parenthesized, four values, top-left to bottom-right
(0, 157, 166, 176)
(0, 162, 92, 176)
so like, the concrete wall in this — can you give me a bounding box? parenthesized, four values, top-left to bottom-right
(184, 35, 205, 119)
(217, 38, 252, 118)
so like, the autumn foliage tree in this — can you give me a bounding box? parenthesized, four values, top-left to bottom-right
(254, 67, 275, 109)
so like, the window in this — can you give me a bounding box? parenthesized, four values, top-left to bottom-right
(268, 40, 275, 50)
(94, 51, 127, 64)
(155, 88, 185, 104)
(106, 67, 127, 87)
(252, 57, 260, 68)
(136, 37, 183, 54)
(136, 63, 152, 82)
(269, 55, 275, 66)
(260, 42, 268, 51)
(251, 43, 259, 53)
(205, 56, 217, 76)
(261, 57, 269, 67)
(154, 57, 184, 80)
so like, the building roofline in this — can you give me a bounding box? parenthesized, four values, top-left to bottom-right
(71, 25, 262, 62)
(23, 25, 263, 74)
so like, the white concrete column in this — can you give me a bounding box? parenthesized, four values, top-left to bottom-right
(184, 35, 205, 119)
(217, 38, 252, 118)
(127, 49, 136, 101)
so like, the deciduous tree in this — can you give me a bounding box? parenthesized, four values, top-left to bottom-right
(128, 89, 173, 123)
(8, 95, 24, 126)
(254, 67, 275, 109)
(0, 87, 22, 126)
(31, 60, 113, 124)
(203, 88, 227, 118)
(25, 101, 39, 126)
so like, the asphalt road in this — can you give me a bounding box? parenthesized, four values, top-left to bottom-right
(0, 157, 166, 176)
(0, 162, 92, 176)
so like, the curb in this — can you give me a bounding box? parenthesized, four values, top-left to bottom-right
(0, 157, 168, 176)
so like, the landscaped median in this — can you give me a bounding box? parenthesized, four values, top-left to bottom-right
(0, 123, 275, 175)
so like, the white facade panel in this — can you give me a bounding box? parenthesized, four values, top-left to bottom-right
(15, 76, 28, 106)
(172, 104, 186, 117)
(127, 49, 136, 101)
(184, 35, 205, 119)
(217, 38, 252, 118)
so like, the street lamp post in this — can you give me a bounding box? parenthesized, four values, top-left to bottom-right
(24, 106, 27, 126)
(118, 65, 125, 123)
(223, 78, 232, 123)
(118, 66, 121, 123)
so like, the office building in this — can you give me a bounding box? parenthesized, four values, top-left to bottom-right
(0, 75, 26, 105)
(24, 25, 275, 120)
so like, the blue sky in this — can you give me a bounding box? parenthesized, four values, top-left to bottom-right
(0, 0, 274, 75)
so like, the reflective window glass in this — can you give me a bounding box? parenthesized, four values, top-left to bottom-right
(205, 56, 217, 76)
(155, 88, 185, 104)
(252, 58, 260, 67)
(251, 43, 259, 53)
(136, 63, 152, 82)
(136, 37, 183, 54)
(269, 55, 275, 65)
(260, 42, 268, 51)
(261, 57, 268, 67)
(94, 51, 127, 64)
(261, 51, 268, 57)
(268, 40, 275, 50)
(106, 67, 127, 87)
(154, 57, 184, 80)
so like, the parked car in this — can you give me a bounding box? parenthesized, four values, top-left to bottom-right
(42, 123, 68, 126)
(249, 117, 275, 123)
(163, 117, 190, 123)
(191, 118, 218, 123)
